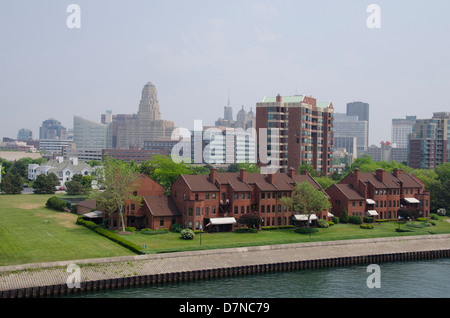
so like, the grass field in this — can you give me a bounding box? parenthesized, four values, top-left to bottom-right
(1, 193, 450, 266)
(0, 194, 135, 266)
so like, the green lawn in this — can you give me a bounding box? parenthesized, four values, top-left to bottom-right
(122, 217, 450, 254)
(0, 194, 135, 266)
(1, 193, 450, 266)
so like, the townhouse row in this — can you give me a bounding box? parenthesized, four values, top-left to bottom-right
(77, 167, 430, 232)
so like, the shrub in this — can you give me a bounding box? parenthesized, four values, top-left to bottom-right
(171, 223, 183, 233)
(294, 227, 319, 235)
(430, 213, 439, 220)
(360, 223, 374, 229)
(340, 211, 349, 223)
(436, 208, 446, 216)
(261, 225, 294, 231)
(125, 227, 136, 232)
(46, 196, 67, 211)
(417, 217, 427, 222)
(363, 216, 374, 223)
(180, 229, 195, 240)
(395, 227, 414, 232)
(332, 217, 340, 224)
(317, 218, 329, 228)
(349, 215, 363, 225)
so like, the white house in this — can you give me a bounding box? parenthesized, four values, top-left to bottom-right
(28, 157, 94, 187)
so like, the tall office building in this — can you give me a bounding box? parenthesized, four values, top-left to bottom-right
(256, 94, 334, 175)
(17, 128, 33, 141)
(346, 102, 369, 149)
(101, 82, 176, 149)
(408, 112, 450, 169)
(39, 118, 68, 140)
(334, 113, 368, 153)
(73, 116, 108, 149)
(392, 116, 416, 148)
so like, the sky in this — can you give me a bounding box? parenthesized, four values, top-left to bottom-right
(1, 0, 449, 145)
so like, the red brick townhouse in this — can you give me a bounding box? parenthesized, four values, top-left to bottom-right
(80, 173, 182, 231)
(170, 168, 332, 232)
(325, 168, 430, 220)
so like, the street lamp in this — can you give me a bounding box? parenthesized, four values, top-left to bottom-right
(199, 224, 203, 246)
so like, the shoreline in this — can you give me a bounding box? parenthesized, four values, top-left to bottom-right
(1, 234, 450, 298)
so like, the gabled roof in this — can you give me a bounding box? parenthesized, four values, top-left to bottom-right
(216, 173, 252, 191)
(180, 174, 220, 192)
(332, 184, 366, 201)
(143, 195, 181, 217)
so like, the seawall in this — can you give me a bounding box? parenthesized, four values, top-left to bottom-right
(1, 234, 450, 298)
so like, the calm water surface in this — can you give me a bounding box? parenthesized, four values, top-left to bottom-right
(69, 258, 450, 298)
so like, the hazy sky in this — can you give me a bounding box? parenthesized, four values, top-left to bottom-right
(1, 0, 449, 145)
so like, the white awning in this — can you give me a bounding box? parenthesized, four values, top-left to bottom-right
(327, 212, 334, 218)
(293, 214, 317, 221)
(208, 217, 236, 225)
(366, 199, 376, 204)
(83, 210, 103, 218)
(404, 197, 420, 204)
(366, 210, 378, 216)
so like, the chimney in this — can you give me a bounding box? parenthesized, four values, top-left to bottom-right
(276, 94, 282, 102)
(288, 167, 295, 178)
(209, 168, 217, 184)
(268, 173, 275, 184)
(393, 168, 403, 178)
(301, 170, 308, 175)
(376, 168, 385, 183)
(353, 169, 360, 189)
(240, 168, 247, 182)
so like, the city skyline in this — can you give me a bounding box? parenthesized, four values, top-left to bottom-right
(1, 1, 449, 146)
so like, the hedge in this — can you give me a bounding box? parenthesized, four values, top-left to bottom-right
(76, 216, 144, 254)
(261, 225, 295, 231)
(46, 196, 67, 212)
(140, 228, 168, 235)
(360, 223, 374, 229)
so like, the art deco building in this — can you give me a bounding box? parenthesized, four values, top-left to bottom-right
(102, 82, 176, 149)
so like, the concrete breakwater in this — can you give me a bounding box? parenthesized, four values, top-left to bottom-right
(1, 234, 450, 298)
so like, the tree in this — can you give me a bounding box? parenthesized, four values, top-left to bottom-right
(88, 158, 142, 232)
(238, 213, 262, 229)
(298, 163, 317, 177)
(281, 181, 331, 237)
(140, 155, 199, 193)
(33, 174, 56, 194)
(1, 173, 23, 194)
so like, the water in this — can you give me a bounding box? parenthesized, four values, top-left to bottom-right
(69, 258, 450, 298)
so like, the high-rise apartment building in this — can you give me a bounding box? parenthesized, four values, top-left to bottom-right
(408, 112, 450, 169)
(346, 101, 369, 149)
(256, 94, 334, 175)
(101, 82, 176, 149)
(392, 116, 416, 148)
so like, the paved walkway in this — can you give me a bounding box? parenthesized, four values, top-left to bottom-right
(1, 234, 450, 292)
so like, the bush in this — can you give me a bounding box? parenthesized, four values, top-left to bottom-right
(46, 196, 67, 211)
(340, 211, 349, 223)
(261, 225, 295, 231)
(417, 217, 427, 222)
(180, 229, 195, 240)
(436, 208, 446, 216)
(349, 215, 363, 225)
(430, 213, 439, 220)
(171, 223, 183, 233)
(317, 218, 329, 228)
(363, 216, 374, 223)
(360, 223, 374, 229)
(294, 227, 319, 235)
(125, 227, 136, 232)
(395, 227, 414, 232)
(332, 217, 340, 224)
(328, 221, 335, 226)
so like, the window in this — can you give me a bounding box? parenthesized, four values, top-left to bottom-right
(234, 206, 238, 213)
(212, 206, 216, 214)
(205, 207, 209, 216)
(261, 192, 265, 199)
(212, 193, 216, 199)
(189, 208, 193, 216)
(196, 207, 200, 216)
(235, 193, 238, 200)
(160, 218, 164, 227)
(206, 193, 209, 199)
(241, 193, 245, 200)
(261, 205, 265, 213)
(131, 204, 135, 211)
(241, 206, 245, 214)
(195, 194, 199, 200)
